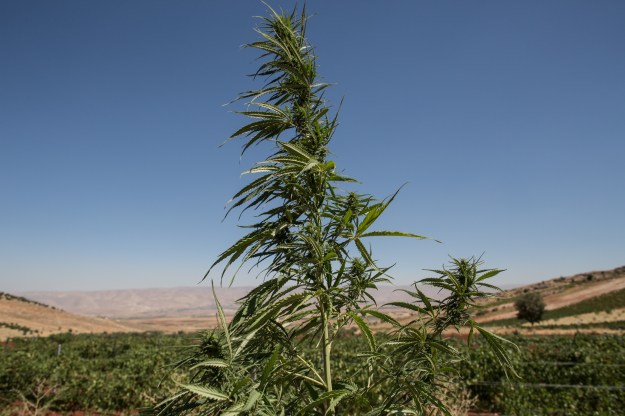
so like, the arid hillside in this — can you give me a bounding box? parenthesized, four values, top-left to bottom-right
(0, 292, 144, 340)
(475, 266, 625, 320)
(470, 265, 625, 335)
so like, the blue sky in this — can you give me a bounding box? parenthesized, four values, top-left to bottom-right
(1, 1, 624, 292)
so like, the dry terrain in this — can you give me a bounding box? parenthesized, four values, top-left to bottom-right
(462, 265, 625, 336)
(3, 265, 624, 339)
(0, 293, 144, 340)
(473, 266, 625, 324)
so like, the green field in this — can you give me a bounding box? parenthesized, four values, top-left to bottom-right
(462, 334, 625, 415)
(1, 332, 624, 415)
(0, 332, 190, 413)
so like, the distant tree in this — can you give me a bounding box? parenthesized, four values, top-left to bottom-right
(514, 292, 545, 325)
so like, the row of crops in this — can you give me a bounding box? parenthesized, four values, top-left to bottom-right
(1, 331, 623, 415)
(462, 334, 625, 415)
(0, 332, 191, 412)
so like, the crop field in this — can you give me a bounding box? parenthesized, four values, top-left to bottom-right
(462, 334, 625, 415)
(1, 331, 624, 415)
(0, 332, 190, 414)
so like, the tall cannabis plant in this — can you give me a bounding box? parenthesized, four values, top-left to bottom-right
(147, 5, 515, 416)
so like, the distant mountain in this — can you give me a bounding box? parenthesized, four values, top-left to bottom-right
(19, 265, 624, 324)
(19, 286, 251, 318)
(19, 285, 439, 319)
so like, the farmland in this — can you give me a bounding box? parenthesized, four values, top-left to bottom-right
(1, 331, 623, 415)
(2, 266, 625, 414)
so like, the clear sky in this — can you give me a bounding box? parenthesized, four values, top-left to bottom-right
(1, 1, 624, 292)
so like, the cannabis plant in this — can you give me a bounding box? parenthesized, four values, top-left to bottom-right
(147, 5, 515, 415)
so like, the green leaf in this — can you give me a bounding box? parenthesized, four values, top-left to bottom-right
(212, 282, 232, 360)
(361, 308, 400, 327)
(222, 390, 261, 415)
(297, 390, 351, 415)
(279, 141, 314, 160)
(359, 230, 429, 239)
(476, 268, 504, 282)
(475, 325, 519, 378)
(386, 301, 427, 314)
(354, 239, 377, 271)
(242, 389, 262, 411)
(180, 384, 228, 401)
(189, 359, 229, 370)
(355, 188, 401, 235)
(350, 312, 376, 351)
(260, 346, 281, 386)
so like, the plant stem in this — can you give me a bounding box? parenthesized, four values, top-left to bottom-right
(323, 320, 333, 392)
(320, 299, 334, 414)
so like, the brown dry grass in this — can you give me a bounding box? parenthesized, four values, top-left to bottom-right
(0, 297, 143, 341)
